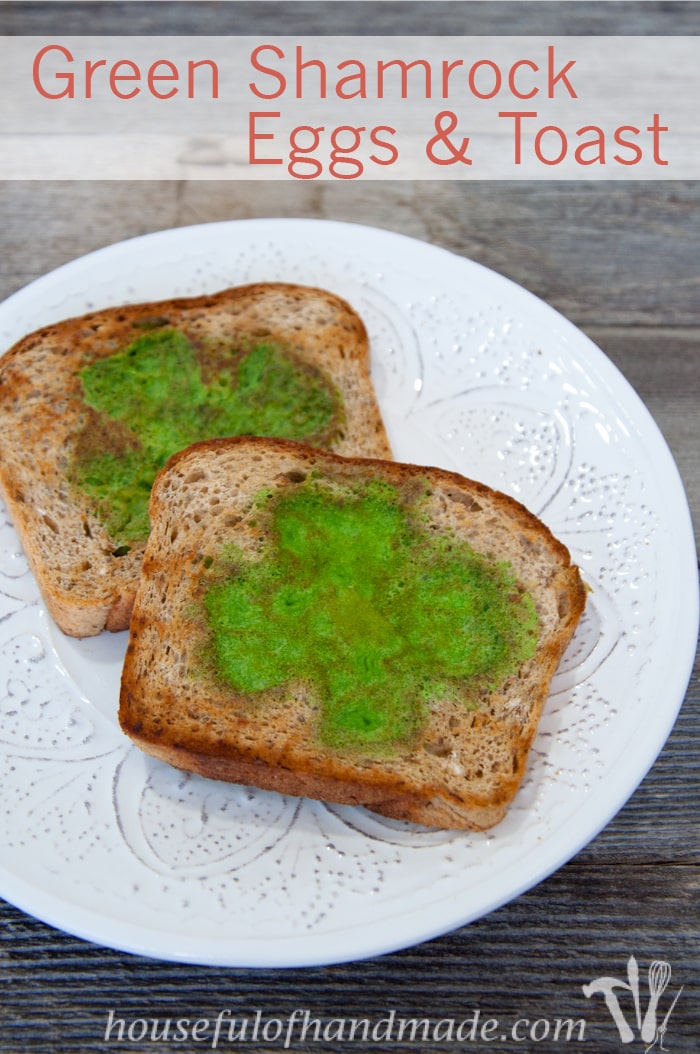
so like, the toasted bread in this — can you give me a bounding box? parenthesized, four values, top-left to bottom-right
(0, 283, 391, 637)
(119, 436, 586, 831)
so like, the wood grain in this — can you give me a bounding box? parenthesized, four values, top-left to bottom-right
(1, 173, 697, 1053)
(5, 0, 700, 36)
(4, 0, 700, 36)
(0, 2, 698, 1050)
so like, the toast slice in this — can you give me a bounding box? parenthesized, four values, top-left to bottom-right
(0, 283, 391, 637)
(119, 436, 586, 831)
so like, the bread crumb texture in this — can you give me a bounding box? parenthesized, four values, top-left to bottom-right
(202, 473, 538, 753)
(120, 437, 586, 830)
(71, 329, 343, 544)
(0, 284, 391, 636)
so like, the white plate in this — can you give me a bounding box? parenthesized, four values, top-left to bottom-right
(0, 219, 696, 967)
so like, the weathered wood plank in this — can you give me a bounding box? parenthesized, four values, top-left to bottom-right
(3, 0, 700, 36)
(4, 181, 700, 331)
(1, 858, 698, 1050)
(0, 85, 697, 1052)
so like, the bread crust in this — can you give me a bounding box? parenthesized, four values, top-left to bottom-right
(0, 283, 391, 637)
(119, 436, 586, 831)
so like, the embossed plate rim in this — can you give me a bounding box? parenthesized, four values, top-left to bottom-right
(0, 219, 697, 967)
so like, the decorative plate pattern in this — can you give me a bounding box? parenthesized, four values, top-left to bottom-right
(0, 220, 696, 966)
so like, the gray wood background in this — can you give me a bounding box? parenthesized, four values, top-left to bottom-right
(0, 3, 698, 1052)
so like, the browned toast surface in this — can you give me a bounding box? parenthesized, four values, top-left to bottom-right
(0, 283, 390, 637)
(119, 436, 586, 831)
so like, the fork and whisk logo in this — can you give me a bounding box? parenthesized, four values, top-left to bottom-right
(583, 957, 683, 1049)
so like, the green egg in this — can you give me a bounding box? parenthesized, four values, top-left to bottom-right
(69, 329, 342, 544)
(203, 478, 539, 752)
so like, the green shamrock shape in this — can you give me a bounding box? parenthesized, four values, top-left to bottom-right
(71, 329, 341, 545)
(204, 477, 538, 752)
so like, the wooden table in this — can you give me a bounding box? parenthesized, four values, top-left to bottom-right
(1, 3, 698, 1052)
